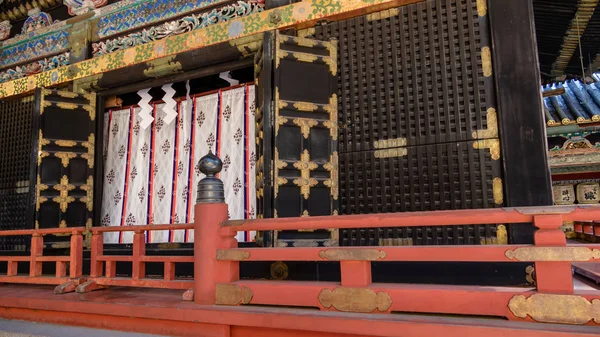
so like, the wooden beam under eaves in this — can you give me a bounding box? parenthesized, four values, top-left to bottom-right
(551, 0, 599, 77)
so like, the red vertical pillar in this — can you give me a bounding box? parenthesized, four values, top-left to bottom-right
(533, 214, 573, 294)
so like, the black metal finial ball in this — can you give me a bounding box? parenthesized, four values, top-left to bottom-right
(199, 150, 222, 177)
(196, 151, 225, 204)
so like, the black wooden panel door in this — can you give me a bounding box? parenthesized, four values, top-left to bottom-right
(35, 89, 96, 246)
(256, 31, 339, 247)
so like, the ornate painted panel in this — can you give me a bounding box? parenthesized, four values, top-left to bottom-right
(256, 31, 339, 247)
(0, 30, 69, 70)
(35, 89, 96, 246)
(94, 0, 228, 39)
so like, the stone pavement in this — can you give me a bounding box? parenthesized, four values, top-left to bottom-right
(0, 319, 168, 337)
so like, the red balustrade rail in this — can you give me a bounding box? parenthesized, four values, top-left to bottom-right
(0, 227, 84, 285)
(78, 224, 195, 293)
(574, 221, 600, 242)
(191, 204, 600, 326)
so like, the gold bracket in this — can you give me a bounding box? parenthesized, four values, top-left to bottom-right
(319, 249, 386, 261)
(473, 138, 500, 160)
(318, 288, 392, 313)
(215, 284, 253, 305)
(366, 8, 399, 21)
(144, 56, 182, 78)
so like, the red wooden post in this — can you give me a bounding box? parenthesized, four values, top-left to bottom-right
(132, 230, 146, 280)
(69, 230, 83, 278)
(56, 261, 67, 278)
(164, 262, 175, 281)
(29, 234, 43, 277)
(194, 151, 237, 305)
(7, 260, 17, 276)
(194, 202, 230, 305)
(533, 214, 573, 294)
(340, 261, 372, 287)
(90, 231, 103, 277)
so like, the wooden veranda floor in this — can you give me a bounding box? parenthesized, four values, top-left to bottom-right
(0, 284, 599, 337)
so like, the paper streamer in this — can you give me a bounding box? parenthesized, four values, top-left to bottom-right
(137, 88, 154, 129)
(162, 83, 178, 124)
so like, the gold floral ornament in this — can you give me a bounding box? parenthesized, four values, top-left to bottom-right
(293, 150, 318, 199)
(53, 175, 75, 213)
(293, 118, 317, 139)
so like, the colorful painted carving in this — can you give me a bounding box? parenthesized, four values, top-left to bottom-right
(0, 52, 70, 84)
(22, 8, 54, 34)
(0, 20, 11, 41)
(95, 0, 226, 39)
(64, 0, 109, 16)
(0, 0, 391, 99)
(92, 1, 264, 57)
(0, 30, 69, 69)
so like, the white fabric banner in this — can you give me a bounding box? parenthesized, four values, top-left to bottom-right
(101, 85, 257, 244)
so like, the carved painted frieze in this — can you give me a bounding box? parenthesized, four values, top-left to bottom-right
(94, 0, 233, 39)
(0, 30, 69, 69)
(0, 52, 70, 84)
(64, 0, 109, 16)
(92, 0, 264, 57)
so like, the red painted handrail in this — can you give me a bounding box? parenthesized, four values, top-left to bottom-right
(221, 205, 600, 232)
(85, 224, 194, 293)
(0, 227, 85, 285)
(190, 204, 600, 326)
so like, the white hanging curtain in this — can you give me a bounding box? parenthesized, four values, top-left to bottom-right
(101, 84, 257, 244)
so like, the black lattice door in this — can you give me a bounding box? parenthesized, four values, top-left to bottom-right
(35, 89, 96, 246)
(255, 31, 339, 247)
(0, 95, 38, 252)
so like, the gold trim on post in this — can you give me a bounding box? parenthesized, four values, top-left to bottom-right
(318, 249, 386, 261)
(497, 224, 508, 244)
(80, 176, 94, 212)
(216, 250, 251, 261)
(476, 0, 487, 16)
(374, 148, 408, 159)
(324, 152, 339, 200)
(36, 175, 48, 211)
(293, 118, 318, 139)
(481, 46, 492, 77)
(508, 294, 600, 325)
(55, 152, 77, 167)
(56, 102, 79, 110)
(55, 140, 78, 147)
(318, 288, 392, 313)
(215, 284, 253, 305)
(493, 177, 503, 205)
(472, 108, 498, 139)
(322, 94, 338, 140)
(505, 247, 600, 261)
(82, 134, 95, 169)
(366, 8, 399, 21)
(55, 91, 80, 99)
(374, 137, 407, 149)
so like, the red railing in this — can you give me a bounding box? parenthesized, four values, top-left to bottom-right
(80, 224, 194, 292)
(0, 227, 84, 285)
(574, 221, 600, 242)
(191, 204, 600, 325)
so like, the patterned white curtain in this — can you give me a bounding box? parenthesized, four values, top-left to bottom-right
(101, 85, 257, 244)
